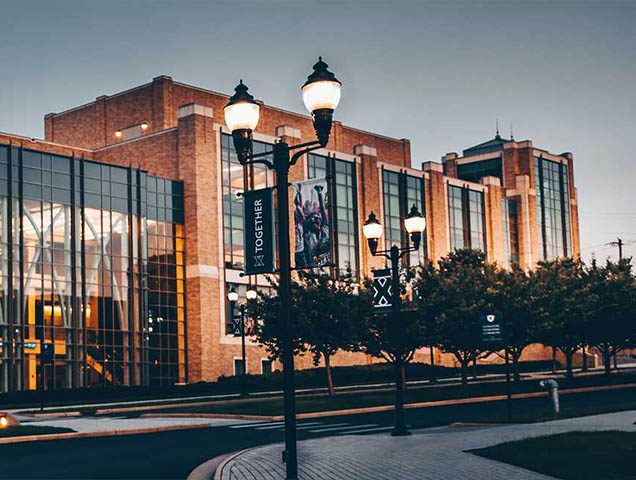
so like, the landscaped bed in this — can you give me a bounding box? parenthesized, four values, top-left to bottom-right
(471, 431, 636, 480)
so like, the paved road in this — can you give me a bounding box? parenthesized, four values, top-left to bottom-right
(1, 387, 635, 479)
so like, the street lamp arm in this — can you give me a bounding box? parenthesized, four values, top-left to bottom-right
(290, 142, 323, 167)
(371, 244, 417, 259)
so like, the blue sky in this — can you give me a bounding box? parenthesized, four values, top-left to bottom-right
(1, 0, 634, 261)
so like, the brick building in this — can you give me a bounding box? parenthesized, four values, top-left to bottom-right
(0, 75, 579, 392)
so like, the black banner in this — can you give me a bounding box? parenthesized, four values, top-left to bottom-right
(243, 188, 275, 275)
(373, 268, 393, 313)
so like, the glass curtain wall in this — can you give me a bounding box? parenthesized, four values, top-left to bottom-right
(534, 157, 572, 260)
(448, 184, 486, 252)
(382, 171, 427, 265)
(307, 153, 359, 279)
(0, 145, 185, 392)
(502, 198, 519, 267)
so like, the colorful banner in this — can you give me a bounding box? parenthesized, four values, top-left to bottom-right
(293, 177, 331, 269)
(243, 187, 275, 275)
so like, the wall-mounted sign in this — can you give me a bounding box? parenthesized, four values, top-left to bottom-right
(373, 268, 393, 313)
(243, 188, 275, 275)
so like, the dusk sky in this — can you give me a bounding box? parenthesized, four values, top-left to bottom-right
(1, 0, 634, 262)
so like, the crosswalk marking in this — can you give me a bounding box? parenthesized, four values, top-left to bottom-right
(339, 426, 393, 435)
(229, 421, 284, 429)
(256, 421, 322, 430)
(301, 423, 350, 433)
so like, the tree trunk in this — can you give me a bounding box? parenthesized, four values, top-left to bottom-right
(460, 358, 468, 385)
(324, 352, 335, 397)
(512, 352, 521, 383)
(401, 364, 408, 392)
(603, 347, 611, 375)
(472, 353, 478, 380)
(613, 351, 618, 370)
(581, 347, 588, 372)
(429, 346, 436, 383)
(565, 350, 573, 378)
(551, 346, 557, 373)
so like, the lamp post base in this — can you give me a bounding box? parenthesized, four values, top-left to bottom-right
(391, 427, 412, 437)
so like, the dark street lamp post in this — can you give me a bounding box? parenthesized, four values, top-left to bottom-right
(228, 287, 257, 398)
(224, 58, 341, 480)
(362, 205, 426, 436)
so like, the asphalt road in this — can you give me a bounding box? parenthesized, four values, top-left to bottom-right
(1, 387, 635, 480)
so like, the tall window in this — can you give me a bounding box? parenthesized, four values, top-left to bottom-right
(502, 198, 519, 267)
(534, 157, 572, 260)
(448, 184, 486, 251)
(0, 145, 185, 393)
(221, 134, 274, 269)
(307, 154, 359, 278)
(381, 171, 427, 265)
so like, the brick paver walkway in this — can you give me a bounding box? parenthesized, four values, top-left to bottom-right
(217, 410, 636, 480)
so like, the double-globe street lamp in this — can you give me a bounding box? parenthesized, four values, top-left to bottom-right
(224, 58, 341, 480)
(362, 205, 426, 436)
(228, 287, 257, 398)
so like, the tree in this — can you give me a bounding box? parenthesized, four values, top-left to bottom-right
(251, 276, 307, 364)
(492, 265, 540, 382)
(586, 259, 636, 374)
(293, 272, 360, 396)
(533, 258, 590, 378)
(356, 277, 427, 382)
(426, 249, 497, 385)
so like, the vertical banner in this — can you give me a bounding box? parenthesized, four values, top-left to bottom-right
(293, 177, 331, 268)
(243, 187, 275, 275)
(372, 268, 393, 313)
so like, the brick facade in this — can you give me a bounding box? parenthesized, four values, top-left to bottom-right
(1, 75, 581, 382)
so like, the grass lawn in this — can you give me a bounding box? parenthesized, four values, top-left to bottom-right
(0, 425, 75, 438)
(471, 431, 636, 480)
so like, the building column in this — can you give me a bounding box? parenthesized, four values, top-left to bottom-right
(176, 103, 220, 383)
(354, 144, 383, 275)
(481, 176, 506, 265)
(422, 162, 448, 263)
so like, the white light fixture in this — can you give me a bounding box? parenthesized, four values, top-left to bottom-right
(224, 80, 260, 132)
(227, 288, 239, 303)
(246, 288, 257, 300)
(404, 205, 426, 234)
(362, 212, 383, 240)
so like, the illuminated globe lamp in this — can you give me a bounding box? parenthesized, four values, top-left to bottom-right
(227, 287, 239, 304)
(404, 204, 426, 250)
(362, 211, 383, 255)
(224, 80, 260, 163)
(246, 288, 257, 301)
(301, 57, 342, 147)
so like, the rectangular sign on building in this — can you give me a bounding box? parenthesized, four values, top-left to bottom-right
(372, 268, 393, 313)
(243, 187, 275, 275)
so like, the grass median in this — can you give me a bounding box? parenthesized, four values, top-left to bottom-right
(153, 378, 636, 419)
(471, 431, 636, 479)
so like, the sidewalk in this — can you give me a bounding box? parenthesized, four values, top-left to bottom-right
(213, 410, 636, 480)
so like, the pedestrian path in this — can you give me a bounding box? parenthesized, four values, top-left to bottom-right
(226, 419, 393, 436)
(215, 410, 636, 480)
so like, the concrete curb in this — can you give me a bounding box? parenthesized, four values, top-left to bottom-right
(0, 422, 211, 445)
(187, 453, 232, 480)
(212, 448, 255, 480)
(138, 382, 636, 422)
